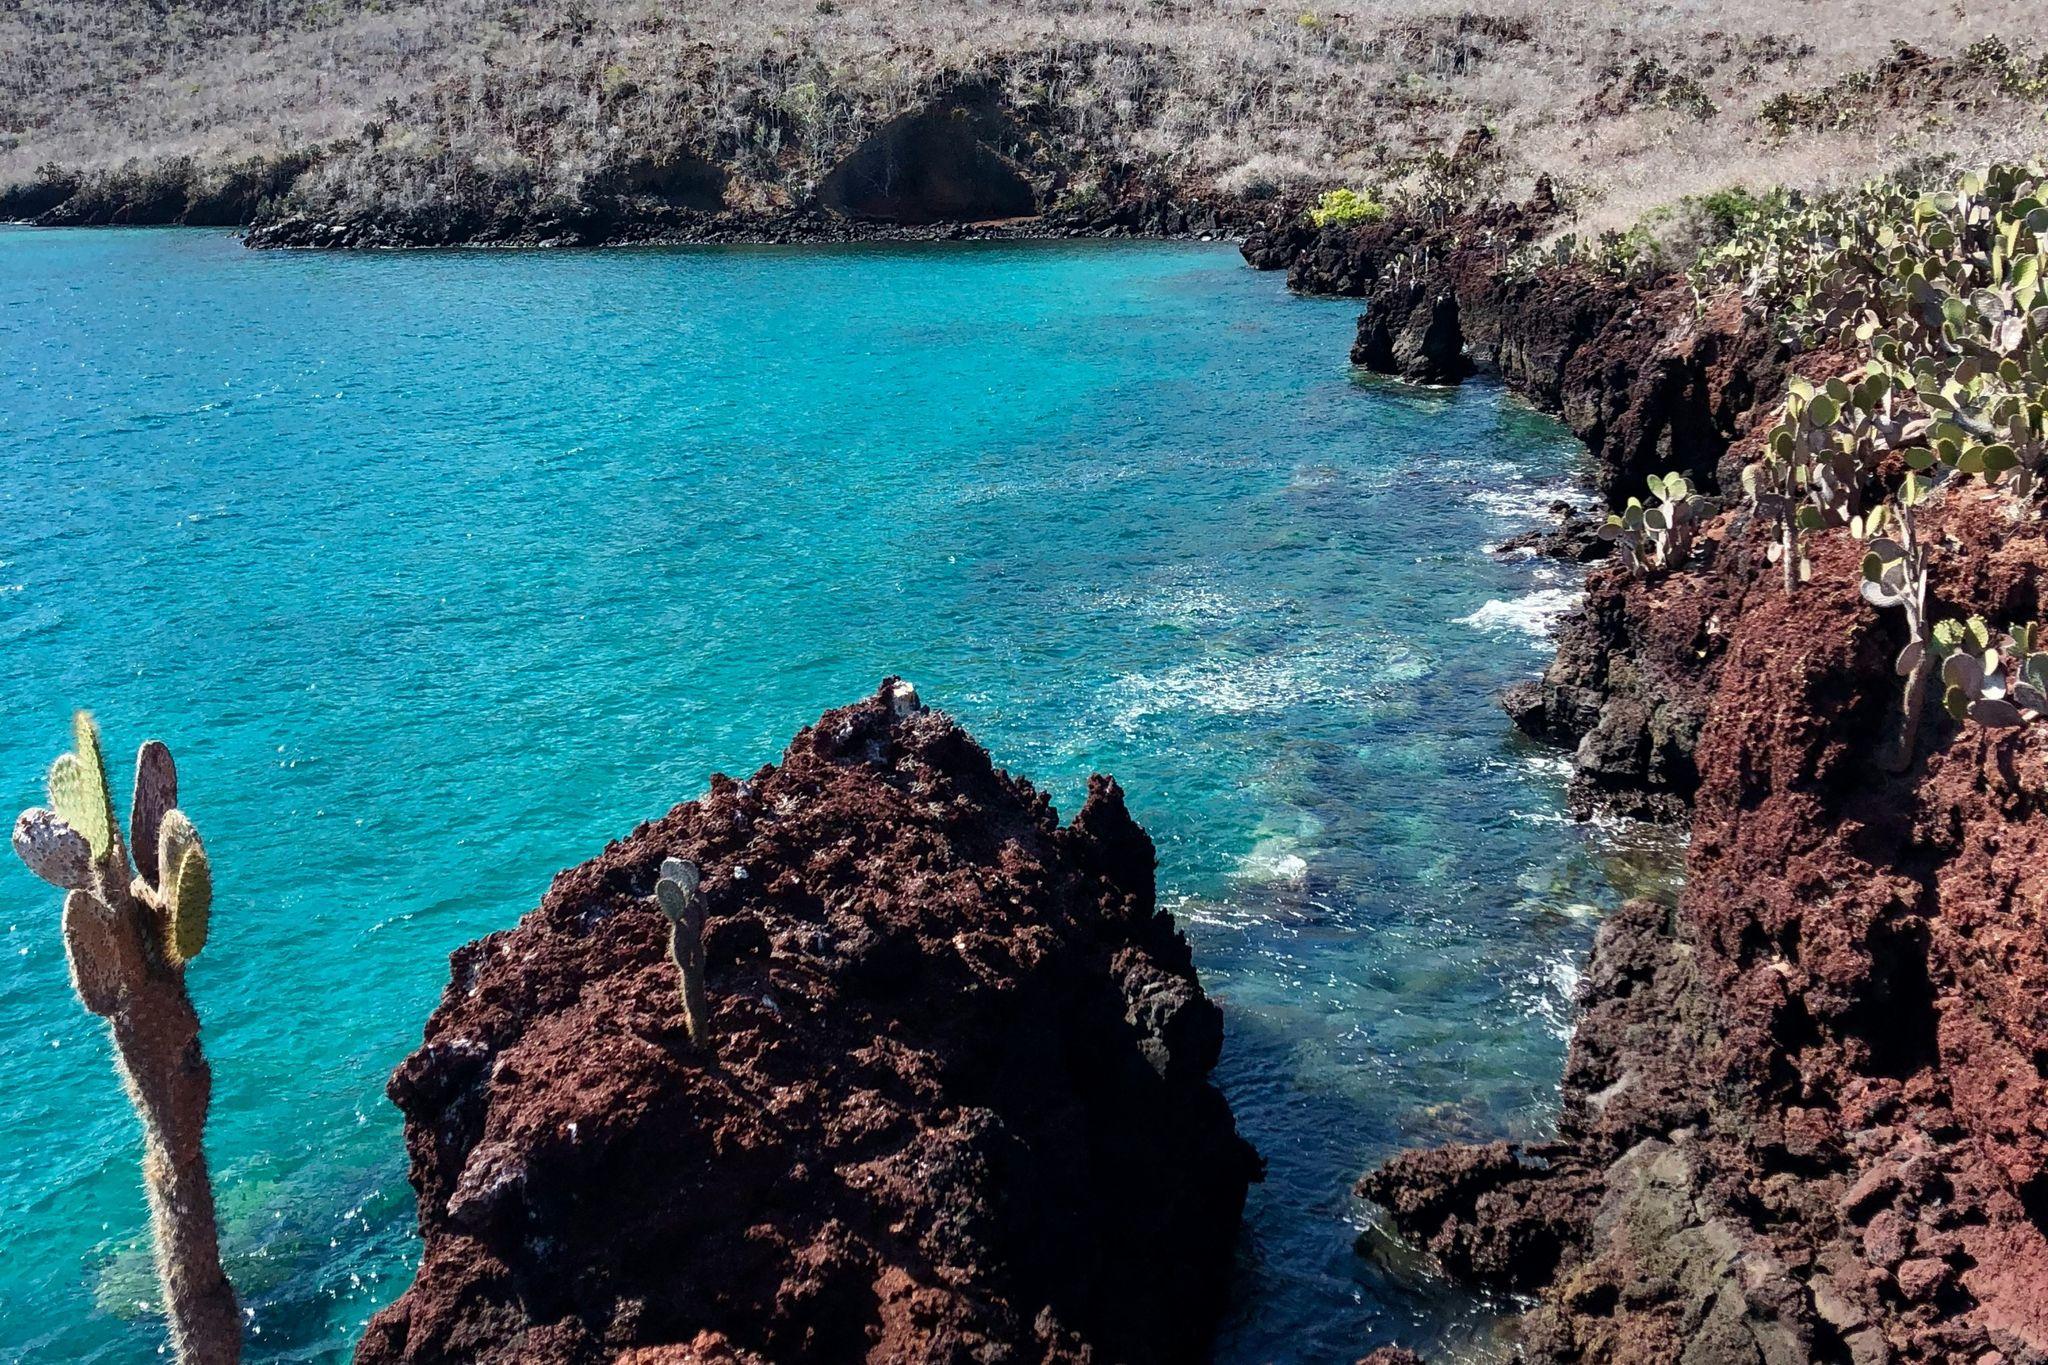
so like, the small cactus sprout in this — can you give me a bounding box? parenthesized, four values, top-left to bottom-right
(1642, 471, 1710, 569)
(1599, 498, 1650, 575)
(655, 857, 711, 1048)
(2008, 622, 2048, 716)
(9, 714, 240, 1365)
(1742, 434, 1813, 593)
(1858, 484, 1939, 768)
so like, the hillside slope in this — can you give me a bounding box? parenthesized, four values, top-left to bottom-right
(5, 1, 2047, 244)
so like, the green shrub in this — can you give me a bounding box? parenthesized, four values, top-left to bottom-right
(1308, 187, 1387, 229)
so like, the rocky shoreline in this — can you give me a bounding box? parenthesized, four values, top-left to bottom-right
(1251, 207, 2048, 1361)
(2, 168, 1253, 251)
(357, 682, 1260, 1364)
(1, 89, 1272, 251)
(61, 162, 2035, 1361)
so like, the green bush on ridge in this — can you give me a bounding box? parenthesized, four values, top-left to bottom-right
(1308, 187, 1388, 229)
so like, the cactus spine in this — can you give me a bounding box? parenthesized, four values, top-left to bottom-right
(655, 857, 711, 1047)
(9, 713, 240, 1365)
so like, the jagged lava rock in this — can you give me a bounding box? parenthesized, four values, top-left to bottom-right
(357, 682, 1260, 1365)
(1246, 204, 1795, 508)
(1362, 494, 2048, 1363)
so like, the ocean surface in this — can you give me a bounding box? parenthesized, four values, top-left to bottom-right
(0, 229, 1678, 1362)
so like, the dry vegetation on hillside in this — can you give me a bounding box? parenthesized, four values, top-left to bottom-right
(2, 0, 2046, 236)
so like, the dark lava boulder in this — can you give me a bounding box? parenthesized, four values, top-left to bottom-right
(356, 680, 1259, 1365)
(1350, 279, 1470, 384)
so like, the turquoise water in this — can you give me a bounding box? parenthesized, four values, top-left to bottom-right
(0, 229, 1674, 1362)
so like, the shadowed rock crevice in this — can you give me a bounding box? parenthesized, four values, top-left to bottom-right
(816, 103, 1035, 224)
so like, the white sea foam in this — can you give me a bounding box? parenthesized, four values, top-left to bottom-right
(1100, 634, 1422, 732)
(1467, 478, 1586, 525)
(1529, 952, 1585, 1041)
(1234, 838, 1310, 884)
(1453, 588, 1579, 639)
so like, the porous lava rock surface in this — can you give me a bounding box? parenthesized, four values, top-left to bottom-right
(1260, 202, 2048, 1362)
(1368, 495, 2048, 1363)
(356, 682, 1259, 1365)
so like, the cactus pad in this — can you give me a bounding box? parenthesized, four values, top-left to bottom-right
(13, 807, 94, 890)
(659, 857, 701, 900)
(47, 753, 111, 860)
(61, 889, 124, 1017)
(166, 841, 213, 966)
(157, 809, 199, 898)
(130, 741, 178, 888)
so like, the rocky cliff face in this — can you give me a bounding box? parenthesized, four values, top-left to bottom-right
(1242, 206, 1793, 505)
(1253, 204, 2048, 1363)
(1367, 495, 2048, 1364)
(1244, 206, 1812, 824)
(356, 682, 1259, 1365)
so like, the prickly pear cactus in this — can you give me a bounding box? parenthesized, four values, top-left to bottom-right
(655, 857, 711, 1048)
(9, 714, 240, 1364)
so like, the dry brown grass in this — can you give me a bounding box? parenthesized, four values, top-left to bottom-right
(3, 0, 2045, 230)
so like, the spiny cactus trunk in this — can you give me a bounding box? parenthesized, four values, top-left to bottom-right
(672, 921, 710, 1046)
(655, 858, 710, 1048)
(1886, 646, 1935, 773)
(112, 963, 241, 1365)
(1780, 511, 1800, 595)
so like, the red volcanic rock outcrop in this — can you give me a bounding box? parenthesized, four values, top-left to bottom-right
(1365, 489, 2048, 1362)
(356, 682, 1259, 1365)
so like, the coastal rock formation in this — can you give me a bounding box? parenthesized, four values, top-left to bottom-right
(9, 153, 311, 228)
(1255, 198, 2048, 1360)
(214, 83, 1255, 249)
(1349, 280, 1469, 385)
(356, 682, 1259, 1365)
(1365, 494, 2048, 1362)
(1243, 207, 1795, 505)
(1498, 535, 1736, 820)
(1247, 202, 1833, 823)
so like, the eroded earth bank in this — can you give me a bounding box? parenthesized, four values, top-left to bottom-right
(1249, 200, 2048, 1363)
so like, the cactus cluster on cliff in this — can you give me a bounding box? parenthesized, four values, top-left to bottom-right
(1600, 471, 1709, 575)
(10, 713, 240, 1364)
(1725, 160, 2048, 749)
